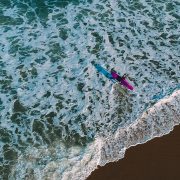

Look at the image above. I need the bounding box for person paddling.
[111,69,127,82]
[111,69,134,91]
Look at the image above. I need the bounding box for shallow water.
[0,0,179,179]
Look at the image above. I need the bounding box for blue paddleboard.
[94,64,116,83]
[94,64,127,94]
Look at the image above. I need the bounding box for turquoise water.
[0,0,179,179]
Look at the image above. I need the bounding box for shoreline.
[87,124,180,180]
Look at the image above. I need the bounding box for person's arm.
[122,73,128,78]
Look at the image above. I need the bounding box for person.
[111,69,127,82]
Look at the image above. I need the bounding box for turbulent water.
[0,0,179,179]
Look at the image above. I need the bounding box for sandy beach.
[87,125,180,180]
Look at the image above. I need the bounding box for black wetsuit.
[111,70,125,82]
[116,75,124,82]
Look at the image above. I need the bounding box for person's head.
[111,69,116,73]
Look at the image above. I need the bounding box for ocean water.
[0,0,179,179]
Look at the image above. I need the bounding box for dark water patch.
[33,0,49,24]
[57,65,64,71]
[160,32,168,39]
[166,2,175,11]
[56,100,64,111]
[51,0,80,8]
[59,28,69,40]
[3,144,18,161]
[25,11,37,24]
[43,91,51,98]
[13,100,26,113]
[129,1,146,10]
[170,12,180,20]
[14,2,28,15]
[45,111,57,124]
[53,127,63,138]
[0,74,12,92]
[69,77,76,81]
[74,114,86,123]
[77,82,85,92]
[10,113,24,125]
[53,93,64,100]
[0,98,4,111]
[32,120,46,138]
[168,34,179,40]
[0,0,11,7]
[0,16,23,25]
[62,128,93,147]
[35,56,47,64]
[0,128,12,143]
[46,43,67,60]
[0,144,18,179]
[107,32,115,46]
[0,164,13,180]
[19,69,28,80]
[169,39,179,46]
[30,66,38,78]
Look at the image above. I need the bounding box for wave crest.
[70,90,180,180]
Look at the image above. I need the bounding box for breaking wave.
[10,90,180,180]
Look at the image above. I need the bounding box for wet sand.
[87,125,180,180]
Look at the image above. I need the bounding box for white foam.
[0,0,180,179]
[67,90,180,180]
[10,90,180,180]
[98,90,180,166]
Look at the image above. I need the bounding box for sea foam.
[10,90,180,180]
[66,90,180,180]
[0,0,179,179]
